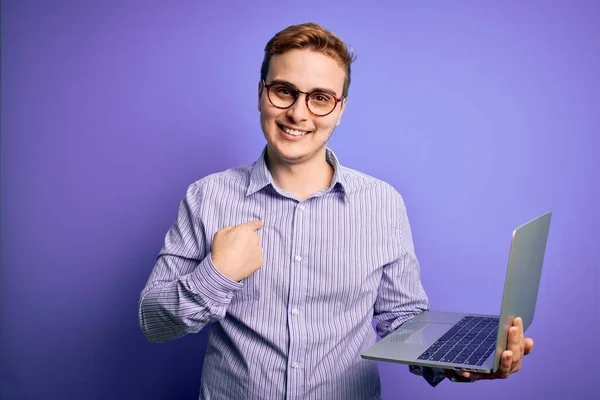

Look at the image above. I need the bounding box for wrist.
[187,254,243,303]
[445,370,476,383]
[210,256,239,282]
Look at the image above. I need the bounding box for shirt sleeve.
[373,192,447,387]
[137,182,243,343]
[373,193,429,337]
[408,365,447,387]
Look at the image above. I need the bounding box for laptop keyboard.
[417,316,498,366]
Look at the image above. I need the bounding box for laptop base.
[361,311,497,374]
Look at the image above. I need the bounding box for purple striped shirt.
[138,147,443,399]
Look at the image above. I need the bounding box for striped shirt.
[138,147,445,399]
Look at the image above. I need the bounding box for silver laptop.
[361,212,552,374]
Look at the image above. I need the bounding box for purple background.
[1,1,598,399]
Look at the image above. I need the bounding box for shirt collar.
[246,146,348,199]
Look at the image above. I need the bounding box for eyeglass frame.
[261,79,346,117]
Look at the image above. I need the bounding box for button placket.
[286,201,308,398]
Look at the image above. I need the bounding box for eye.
[311,93,334,103]
[272,84,296,97]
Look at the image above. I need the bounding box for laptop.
[361,212,552,374]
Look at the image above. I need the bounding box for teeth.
[282,126,309,136]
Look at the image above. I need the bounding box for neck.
[266,147,334,201]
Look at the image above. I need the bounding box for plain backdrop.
[1,1,598,399]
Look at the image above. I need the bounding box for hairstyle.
[260,23,357,97]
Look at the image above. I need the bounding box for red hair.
[260,23,357,97]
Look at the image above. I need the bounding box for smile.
[278,123,312,137]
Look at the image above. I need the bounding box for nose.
[286,94,310,122]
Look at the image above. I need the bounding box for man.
[138,22,534,399]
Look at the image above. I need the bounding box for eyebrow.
[268,79,339,98]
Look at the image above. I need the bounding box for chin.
[271,145,309,163]
[263,125,329,164]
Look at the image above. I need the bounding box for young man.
[138,23,534,399]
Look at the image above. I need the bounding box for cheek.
[314,118,338,134]
[261,104,280,122]
[260,110,283,136]
[259,108,274,125]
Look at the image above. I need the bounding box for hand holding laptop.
[361,213,551,382]
[445,316,534,382]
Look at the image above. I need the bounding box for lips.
[277,123,312,137]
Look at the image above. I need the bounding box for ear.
[257,81,264,112]
[336,97,348,126]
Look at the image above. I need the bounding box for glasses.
[262,80,344,117]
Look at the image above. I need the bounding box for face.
[258,49,347,166]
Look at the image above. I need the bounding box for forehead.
[267,49,345,95]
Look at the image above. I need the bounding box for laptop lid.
[492,212,552,371]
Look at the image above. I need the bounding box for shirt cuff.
[409,365,447,387]
[186,253,243,305]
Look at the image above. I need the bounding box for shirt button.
[299,205,305,211]
[292,308,299,315]
[295,255,302,262]
[292,362,299,368]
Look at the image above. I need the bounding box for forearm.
[373,198,430,338]
[373,250,430,338]
[138,254,242,342]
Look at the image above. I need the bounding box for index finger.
[238,220,264,231]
